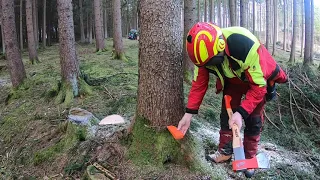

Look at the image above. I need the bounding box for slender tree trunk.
[211,0,214,22]
[272,0,277,55]
[253,0,255,34]
[113,0,126,60]
[198,0,200,21]
[94,0,105,51]
[310,0,314,63]
[33,0,38,48]
[104,8,108,38]
[240,0,247,28]
[217,0,221,25]
[300,0,304,57]
[1,27,4,54]
[183,0,197,83]
[204,0,207,22]
[89,13,93,44]
[303,0,311,64]
[42,0,46,48]
[47,5,51,46]
[1,0,26,87]
[86,11,89,42]
[209,0,212,22]
[266,0,270,50]
[26,0,39,63]
[20,0,24,50]
[79,0,85,43]
[289,0,298,63]
[283,0,286,50]
[56,0,91,105]
[259,2,262,38]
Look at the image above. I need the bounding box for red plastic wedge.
[167,125,184,140]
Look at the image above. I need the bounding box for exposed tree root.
[112,50,128,61]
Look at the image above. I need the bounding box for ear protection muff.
[216,35,226,52]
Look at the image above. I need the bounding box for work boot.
[244,169,255,178]
[207,150,232,163]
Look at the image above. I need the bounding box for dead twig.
[103,86,115,99]
[277,99,286,128]
[292,93,311,127]
[263,110,280,130]
[290,79,320,114]
[289,75,299,133]
[280,102,320,117]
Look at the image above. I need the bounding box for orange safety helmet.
[186,22,225,67]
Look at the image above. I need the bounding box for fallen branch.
[289,75,299,133]
[263,110,280,131]
[280,102,320,117]
[289,79,320,114]
[292,93,311,127]
[103,86,115,99]
[93,162,117,180]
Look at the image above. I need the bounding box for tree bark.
[300,0,304,57]
[211,0,214,22]
[42,0,46,48]
[112,0,126,60]
[204,0,207,22]
[131,0,185,165]
[266,0,270,50]
[217,0,221,25]
[33,0,38,48]
[240,0,247,28]
[56,0,91,106]
[1,0,26,88]
[253,0,255,34]
[26,0,39,64]
[272,0,277,55]
[20,0,23,50]
[94,0,105,51]
[283,0,286,50]
[289,0,297,63]
[79,0,85,43]
[183,0,197,83]
[310,0,314,63]
[303,0,311,64]
[104,8,108,38]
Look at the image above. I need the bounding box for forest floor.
[0,39,320,180]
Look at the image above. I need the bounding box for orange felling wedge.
[167,125,184,140]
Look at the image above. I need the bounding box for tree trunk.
[272,0,277,55]
[211,0,214,22]
[303,0,311,64]
[56,0,91,106]
[89,13,93,44]
[217,0,221,25]
[26,0,39,64]
[94,0,105,51]
[240,0,247,28]
[131,0,185,166]
[259,1,262,38]
[209,0,212,22]
[283,0,286,50]
[266,0,270,50]
[204,0,207,22]
[42,0,46,48]
[20,0,23,50]
[112,0,126,60]
[289,0,297,63]
[1,0,26,88]
[198,0,200,21]
[33,0,38,48]
[252,0,255,34]
[79,0,85,43]
[104,8,108,38]
[310,0,314,63]
[300,0,304,57]
[183,0,197,83]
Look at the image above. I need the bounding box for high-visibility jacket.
[186,27,287,119]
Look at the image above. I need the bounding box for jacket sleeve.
[236,52,267,119]
[186,66,209,114]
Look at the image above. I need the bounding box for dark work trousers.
[218,79,265,159]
